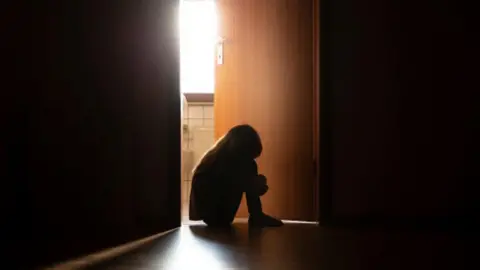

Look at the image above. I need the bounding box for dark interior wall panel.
[322,0,476,220]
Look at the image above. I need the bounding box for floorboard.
[87,222,471,269]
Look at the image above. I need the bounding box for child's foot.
[249,214,284,227]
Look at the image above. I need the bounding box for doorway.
[179,0,218,221]
[179,0,319,223]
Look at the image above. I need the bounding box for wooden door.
[214,0,316,221]
[4,0,181,266]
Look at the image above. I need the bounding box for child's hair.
[193,124,262,175]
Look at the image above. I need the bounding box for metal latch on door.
[216,37,226,65]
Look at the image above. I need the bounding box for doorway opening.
[179,0,218,222]
[178,0,320,224]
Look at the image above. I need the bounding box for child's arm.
[251,160,269,196]
[256,174,269,196]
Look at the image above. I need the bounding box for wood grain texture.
[214,0,316,220]
[4,0,181,267]
[87,223,470,270]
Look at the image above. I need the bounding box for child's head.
[224,124,263,159]
[193,124,262,174]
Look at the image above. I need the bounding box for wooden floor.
[87,222,470,270]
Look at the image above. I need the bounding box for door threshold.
[181,217,318,226]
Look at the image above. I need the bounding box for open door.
[214,0,316,221]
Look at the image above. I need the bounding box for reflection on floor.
[86,222,469,270]
[181,202,189,222]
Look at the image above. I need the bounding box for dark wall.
[3,0,180,267]
[321,0,477,222]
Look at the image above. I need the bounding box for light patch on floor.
[41,229,177,270]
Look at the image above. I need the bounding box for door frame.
[313,0,322,223]
[318,0,334,224]
[181,0,324,223]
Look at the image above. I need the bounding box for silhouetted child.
[189,124,284,227]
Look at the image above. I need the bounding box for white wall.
[182,102,215,216]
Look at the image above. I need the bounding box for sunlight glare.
[179,0,217,94]
[160,227,225,270]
